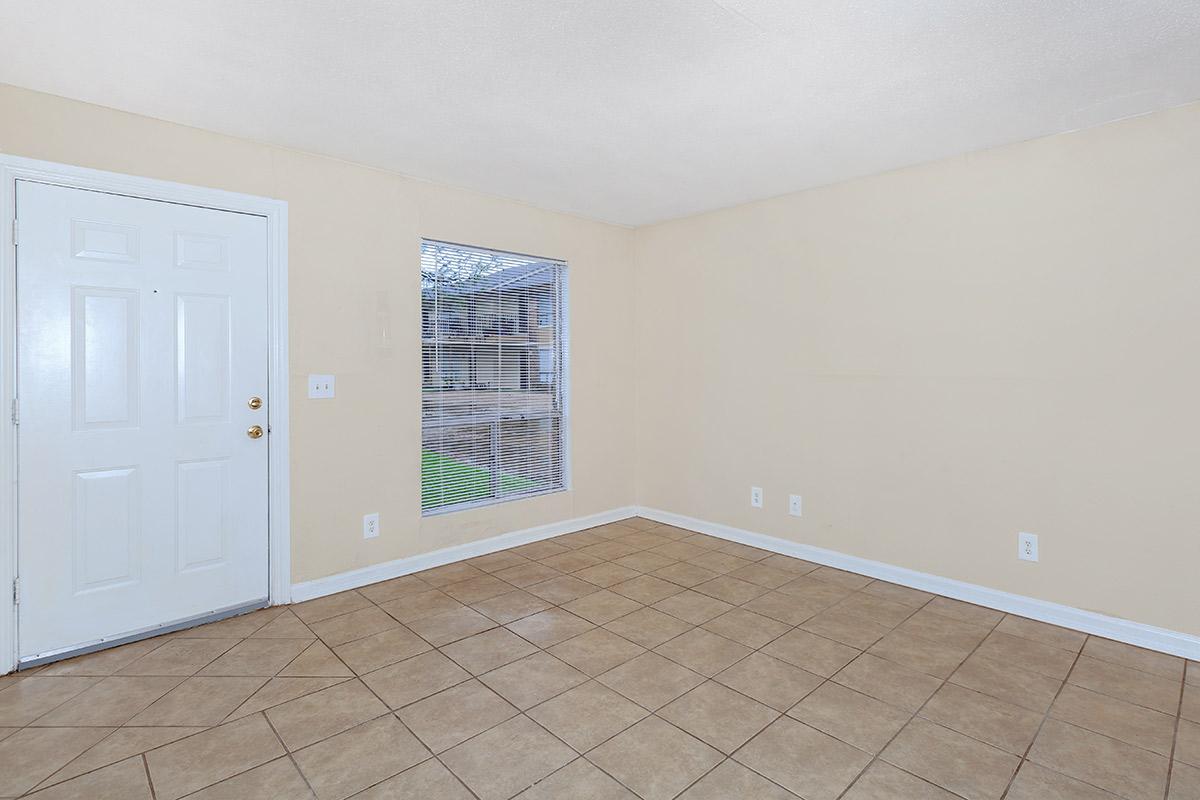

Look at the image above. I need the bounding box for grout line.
[1162,668,1187,800]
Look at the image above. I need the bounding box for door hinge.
[11,218,16,247]
[11,578,17,605]
[10,398,17,426]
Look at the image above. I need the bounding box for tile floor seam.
[142,752,158,800]
[1161,669,1188,800]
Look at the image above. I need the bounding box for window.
[421,239,567,514]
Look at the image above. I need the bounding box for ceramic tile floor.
[0,517,1196,799]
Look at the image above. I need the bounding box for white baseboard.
[290,506,638,603]
[636,506,1200,661]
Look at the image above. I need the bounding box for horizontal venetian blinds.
[421,239,568,514]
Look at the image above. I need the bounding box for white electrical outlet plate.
[308,374,335,399]
[1018,532,1038,562]
[789,494,802,516]
[363,513,380,539]
[750,487,763,508]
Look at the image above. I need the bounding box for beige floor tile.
[842,761,959,799]
[920,682,1042,754]
[417,562,489,588]
[603,607,692,649]
[198,638,312,676]
[356,574,432,604]
[1006,761,1124,800]
[677,758,797,799]
[554,530,607,549]
[226,677,348,720]
[441,574,515,605]
[833,592,916,628]
[471,590,552,624]
[466,550,530,573]
[398,679,518,753]
[975,631,1077,680]
[1182,684,1199,723]
[715,651,822,711]
[528,680,647,752]
[36,640,164,677]
[548,628,646,676]
[773,575,855,608]
[515,757,637,799]
[24,756,152,800]
[128,676,266,726]
[652,590,734,625]
[0,676,100,726]
[1178,720,1200,768]
[172,608,286,640]
[808,566,874,590]
[291,591,373,624]
[442,715,575,800]
[897,609,991,651]
[479,651,587,710]
[574,562,642,588]
[278,641,354,678]
[145,714,285,800]
[761,628,860,677]
[686,550,752,575]
[654,627,752,676]
[598,651,705,710]
[860,580,934,608]
[726,562,795,589]
[834,654,942,713]
[184,756,315,799]
[117,639,240,676]
[741,590,824,626]
[1082,637,1185,680]
[331,626,431,675]
[1028,718,1169,800]
[506,608,595,647]
[649,541,710,562]
[527,575,600,605]
[692,575,768,605]
[734,716,871,800]
[408,607,497,647]
[995,615,1087,652]
[715,541,773,561]
[1068,655,1180,714]
[37,727,203,788]
[950,653,1062,713]
[361,650,470,709]
[702,608,790,649]
[788,681,911,754]
[309,607,400,648]
[510,541,571,561]
[294,714,428,800]
[615,551,679,575]
[758,554,819,575]
[494,562,562,589]
[353,757,475,800]
[800,608,893,649]
[539,551,604,574]
[588,716,722,800]
[249,611,316,639]
[266,679,388,750]
[924,597,1004,627]
[1170,761,1200,800]
[0,726,111,797]
[580,541,644,561]
[1050,683,1177,755]
[651,561,721,588]
[563,590,643,625]
[1188,661,1200,685]
[882,718,1019,800]
[441,628,538,674]
[867,629,972,678]
[659,680,779,753]
[610,574,686,604]
[33,676,183,726]
[378,589,463,624]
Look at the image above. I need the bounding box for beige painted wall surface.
[635,103,1200,636]
[0,83,637,583]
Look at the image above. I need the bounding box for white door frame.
[0,153,290,674]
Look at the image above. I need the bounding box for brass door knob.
[247,425,264,439]
[248,396,263,410]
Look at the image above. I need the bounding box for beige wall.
[635,102,1200,636]
[0,83,638,583]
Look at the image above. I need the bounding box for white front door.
[16,180,270,662]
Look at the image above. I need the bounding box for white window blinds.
[421,239,568,514]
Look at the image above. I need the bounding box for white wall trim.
[0,152,290,674]
[635,506,1200,660]
[291,506,637,602]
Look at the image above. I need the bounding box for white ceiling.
[2,1,1199,225]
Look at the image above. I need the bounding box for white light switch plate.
[308,374,335,399]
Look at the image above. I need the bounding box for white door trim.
[0,153,290,674]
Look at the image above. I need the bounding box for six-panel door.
[16,180,270,661]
